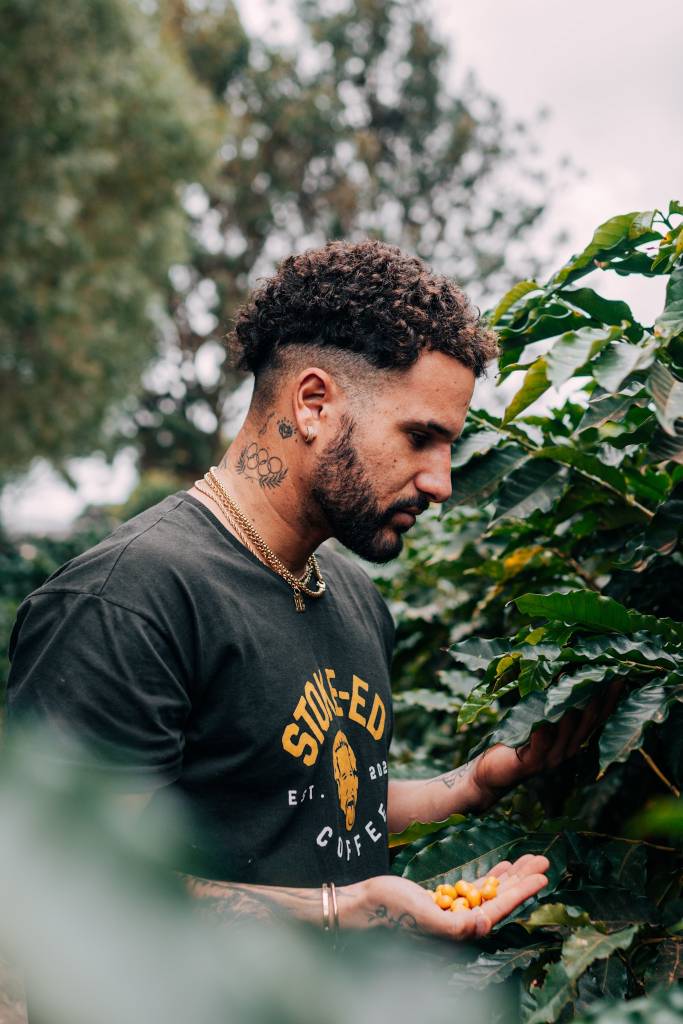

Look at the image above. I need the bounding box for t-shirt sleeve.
[6,590,192,787]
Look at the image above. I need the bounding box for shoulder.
[27,492,222,613]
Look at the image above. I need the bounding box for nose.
[414,448,453,505]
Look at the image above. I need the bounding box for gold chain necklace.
[202,469,326,612]
[194,481,314,588]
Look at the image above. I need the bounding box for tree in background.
[130,0,556,480]
[0,0,218,479]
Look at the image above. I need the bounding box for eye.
[408,431,429,449]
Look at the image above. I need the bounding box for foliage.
[130,0,557,478]
[0,0,218,478]
[376,203,683,1019]
[0,728,508,1024]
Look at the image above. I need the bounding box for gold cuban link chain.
[195,480,315,589]
[202,468,326,612]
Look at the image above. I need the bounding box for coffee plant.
[378,203,683,1020]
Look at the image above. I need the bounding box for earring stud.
[305,426,316,443]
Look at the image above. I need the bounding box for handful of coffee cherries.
[428,875,499,912]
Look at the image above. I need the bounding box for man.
[7,240,606,941]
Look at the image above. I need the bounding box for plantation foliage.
[377,204,683,1017]
[1,208,681,1021]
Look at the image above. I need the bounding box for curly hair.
[229,239,498,387]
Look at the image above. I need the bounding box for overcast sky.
[4,0,682,535]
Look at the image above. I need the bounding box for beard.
[310,414,428,563]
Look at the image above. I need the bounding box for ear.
[293,367,339,443]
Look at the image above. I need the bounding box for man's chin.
[350,528,404,564]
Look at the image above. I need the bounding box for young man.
[7,241,605,941]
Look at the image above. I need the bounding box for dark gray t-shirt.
[7,492,395,887]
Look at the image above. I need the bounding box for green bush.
[378,204,683,1016]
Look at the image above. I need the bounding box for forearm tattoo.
[425,761,473,791]
[180,874,320,924]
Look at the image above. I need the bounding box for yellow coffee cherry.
[435,893,454,910]
[480,879,499,902]
[451,897,470,912]
[454,880,470,898]
[465,885,482,908]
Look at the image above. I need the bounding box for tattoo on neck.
[258,412,275,437]
[368,905,423,935]
[277,417,295,439]
[236,441,288,489]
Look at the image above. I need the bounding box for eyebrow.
[402,419,462,443]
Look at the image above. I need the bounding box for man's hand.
[341,854,549,940]
[472,679,623,803]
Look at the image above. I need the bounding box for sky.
[3,0,682,535]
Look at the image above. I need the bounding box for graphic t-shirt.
[7,492,395,887]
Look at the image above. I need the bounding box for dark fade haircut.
[228,239,499,407]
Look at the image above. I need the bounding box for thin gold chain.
[194,481,314,586]
[202,469,326,609]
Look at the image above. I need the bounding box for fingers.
[474,860,512,887]
[424,861,549,941]
[546,709,582,768]
[496,854,549,883]
[477,872,548,932]
[568,679,624,756]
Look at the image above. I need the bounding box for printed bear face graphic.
[332,730,358,830]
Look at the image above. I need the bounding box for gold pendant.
[293,589,305,612]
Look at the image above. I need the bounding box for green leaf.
[536,446,628,494]
[526,926,638,1024]
[598,680,682,775]
[543,669,613,719]
[457,678,518,727]
[592,339,657,392]
[449,637,515,672]
[513,591,683,642]
[392,688,461,713]
[518,902,593,932]
[551,885,661,930]
[566,632,680,669]
[493,460,566,522]
[577,383,645,431]
[546,326,619,388]
[669,200,683,216]
[472,691,548,752]
[646,423,683,464]
[648,361,683,435]
[556,211,656,283]
[388,812,466,849]
[563,925,638,980]
[451,429,501,469]
[490,280,542,326]
[571,986,683,1024]
[641,937,683,991]
[654,267,683,340]
[627,797,683,840]
[448,444,528,508]
[401,822,568,892]
[448,944,555,991]
[575,956,628,1014]
[560,288,634,327]
[503,358,551,423]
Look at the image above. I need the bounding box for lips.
[392,511,416,528]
